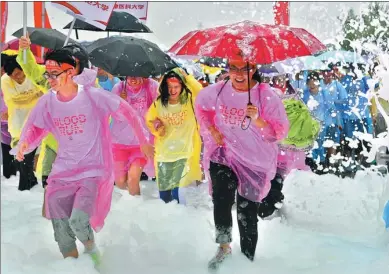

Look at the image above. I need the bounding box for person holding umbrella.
[111,76,159,195]
[145,68,203,204]
[13,47,153,268]
[1,54,43,191]
[195,53,289,267]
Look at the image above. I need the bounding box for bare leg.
[115,176,128,190]
[127,160,143,196]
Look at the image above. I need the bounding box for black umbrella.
[12,27,79,50]
[63,12,152,35]
[86,36,177,77]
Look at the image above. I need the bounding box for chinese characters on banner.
[51,1,116,30]
[114,2,148,21]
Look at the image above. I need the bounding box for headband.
[167,77,181,84]
[45,60,75,71]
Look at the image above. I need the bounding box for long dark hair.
[158,71,193,108]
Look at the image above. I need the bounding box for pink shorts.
[112,145,147,180]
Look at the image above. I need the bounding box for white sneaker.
[208,246,232,270]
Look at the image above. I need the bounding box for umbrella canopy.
[316,50,368,65]
[63,12,152,33]
[272,55,328,74]
[86,36,177,77]
[1,38,44,63]
[12,27,79,50]
[168,20,326,64]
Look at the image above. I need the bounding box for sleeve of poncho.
[145,102,160,137]
[194,85,218,130]
[16,48,48,92]
[111,81,123,97]
[334,82,348,110]
[11,96,49,155]
[184,74,203,99]
[94,89,149,146]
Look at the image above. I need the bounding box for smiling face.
[228,60,256,91]
[44,60,76,92]
[126,77,144,91]
[167,77,182,102]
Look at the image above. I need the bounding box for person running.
[1,54,43,190]
[146,68,203,204]
[195,55,289,267]
[17,34,100,189]
[110,76,159,195]
[13,48,153,268]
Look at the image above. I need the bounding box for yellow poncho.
[146,70,203,189]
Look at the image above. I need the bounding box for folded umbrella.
[86,36,177,77]
[63,11,152,34]
[12,27,78,50]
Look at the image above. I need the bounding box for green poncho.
[281,98,321,149]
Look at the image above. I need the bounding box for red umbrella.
[169,20,326,64]
[1,39,45,64]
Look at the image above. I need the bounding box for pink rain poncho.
[11,79,148,232]
[110,79,159,178]
[277,148,310,179]
[195,81,289,202]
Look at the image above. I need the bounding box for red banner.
[34,2,52,57]
[273,1,290,26]
[1,1,8,43]
[34,2,53,29]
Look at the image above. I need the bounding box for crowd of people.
[1,34,388,271]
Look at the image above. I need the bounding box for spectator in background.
[96,67,120,92]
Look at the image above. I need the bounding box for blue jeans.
[159,188,179,203]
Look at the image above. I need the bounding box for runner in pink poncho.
[13,48,153,267]
[111,77,159,195]
[195,58,289,267]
